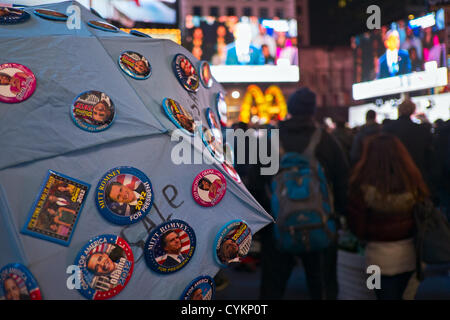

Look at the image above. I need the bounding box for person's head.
[217,25,226,37]
[176,113,193,132]
[287,87,316,118]
[0,73,11,85]
[133,60,148,75]
[87,252,115,275]
[92,100,112,123]
[384,29,400,51]
[161,230,182,255]
[180,59,193,77]
[48,195,57,203]
[191,288,203,300]
[4,277,21,300]
[398,99,416,117]
[106,181,136,204]
[350,133,429,199]
[198,177,212,191]
[219,238,239,262]
[261,44,270,57]
[366,109,377,123]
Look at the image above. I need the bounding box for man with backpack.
[259,87,349,300]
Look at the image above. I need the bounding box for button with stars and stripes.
[144,219,196,274]
[75,234,134,300]
[95,166,154,225]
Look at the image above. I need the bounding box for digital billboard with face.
[182,16,299,83]
[352,9,447,100]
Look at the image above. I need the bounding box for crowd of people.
[224,87,450,300]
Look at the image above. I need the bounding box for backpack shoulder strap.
[303,127,322,158]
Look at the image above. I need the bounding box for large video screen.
[8,0,179,26]
[182,16,299,83]
[352,9,447,99]
[80,0,178,27]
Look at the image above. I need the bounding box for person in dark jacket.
[383,99,434,194]
[259,87,349,300]
[431,119,450,220]
[350,110,381,165]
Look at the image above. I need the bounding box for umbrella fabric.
[0,1,273,299]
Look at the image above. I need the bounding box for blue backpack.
[271,128,337,254]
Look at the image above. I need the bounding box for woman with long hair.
[347,133,429,300]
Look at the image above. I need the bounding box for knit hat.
[287,87,316,116]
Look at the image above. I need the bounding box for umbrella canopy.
[0,1,273,299]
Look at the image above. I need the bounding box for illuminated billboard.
[182,16,299,83]
[352,9,447,100]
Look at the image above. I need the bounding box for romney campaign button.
[144,219,196,274]
[96,166,154,225]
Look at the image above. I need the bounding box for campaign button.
[0,63,36,103]
[75,234,134,300]
[144,219,196,274]
[0,263,42,300]
[213,220,252,267]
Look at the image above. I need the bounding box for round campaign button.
[130,29,151,38]
[87,20,119,33]
[172,53,199,93]
[144,219,196,274]
[192,169,226,207]
[0,63,36,103]
[118,51,151,80]
[0,263,41,300]
[162,97,197,136]
[180,276,215,300]
[0,7,30,25]
[75,234,134,300]
[216,92,227,127]
[33,8,68,21]
[223,142,234,164]
[95,166,154,225]
[71,90,115,132]
[222,160,241,184]
[200,125,224,163]
[199,61,213,88]
[214,220,252,267]
[205,107,223,143]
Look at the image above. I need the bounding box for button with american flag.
[180,275,215,300]
[172,53,199,93]
[75,234,134,300]
[144,219,196,274]
[214,220,252,267]
[95,166,154,225]
[0,263,42,300]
